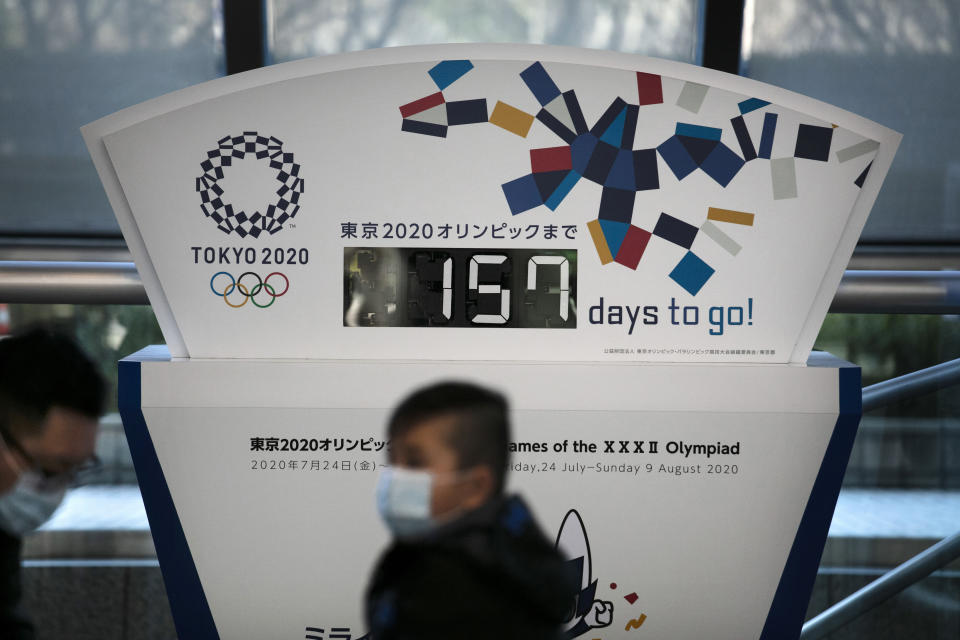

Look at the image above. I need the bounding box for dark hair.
[0,328,106,435]
[388,381,510,494]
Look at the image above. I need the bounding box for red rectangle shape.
[530,146,573,173]
[399,92,445,118]
[615,225,652,269]
[636,72,663,106]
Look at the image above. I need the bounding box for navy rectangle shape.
[401,119,448,138]
[633,148,659,191]
[536,109,576,144]
[563,90,588,134]
[621,104,639,149]
[583,140,619,184]
[446,99,488,125]
[653,212,698,249]
[731,115,757,161]
[758,113,777,159]
[598,187,635,223]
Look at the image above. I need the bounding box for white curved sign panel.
[84,45,899,362]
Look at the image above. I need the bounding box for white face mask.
[376,467,436,539]
[0,470,67,537]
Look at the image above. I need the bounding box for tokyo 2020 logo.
[195,132,304,238]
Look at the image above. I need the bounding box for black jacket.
[365,495,576,640]
[0,528,33,640]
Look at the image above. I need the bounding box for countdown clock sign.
[84,44,899,362]
[343,247,575,328]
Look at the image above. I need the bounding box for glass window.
[269,0,701,63]
[0,0,224,236]
[746,0,960,241]
[816,313,960,490]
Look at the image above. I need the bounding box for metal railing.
[1,260,960,313]
[862,357,960,412]
[0,261,148,305]
[832,270,960,314]
[800,357,960,639]
[801,530,960,639]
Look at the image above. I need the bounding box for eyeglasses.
[0,424,101,484]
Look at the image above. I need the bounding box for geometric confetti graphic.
[195,132,304,238]
[398,60,876,296]
[625,614,648,631]
[670,251,716,296]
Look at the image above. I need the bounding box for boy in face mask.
[0,328,106,639]
[366,382,576,640]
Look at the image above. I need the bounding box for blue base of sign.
[119,347,220,640]
[760,354,862,639]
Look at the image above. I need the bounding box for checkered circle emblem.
[195,132,304,238]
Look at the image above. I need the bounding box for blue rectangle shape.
[738,97,770,114]
[657,135,697,180]
[570,134,598,175]
[446,99,488,125]
[758,112,778,159]
[669,251,714,296]
[545,171,581,210]
[675,123,722,141]
[520,61,561,106]
[599,220,630,257]
[502,174,544,215]
[731,115,757,162]
[604,149,635,191]
[700,143,746,187]
[428,60,473,90]
[653,212,698,249]
[599,108,627,147]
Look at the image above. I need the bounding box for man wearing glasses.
[0,328,105,639]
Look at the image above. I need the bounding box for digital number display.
[344,247,576,328]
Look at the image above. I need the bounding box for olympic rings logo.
[210,272,290,308]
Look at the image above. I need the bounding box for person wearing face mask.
[0,328,106,639]
[366,382,577,640]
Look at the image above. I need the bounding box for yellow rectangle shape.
[707,207,755,226]
[489,100,535,137]
[586,219,614,264]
